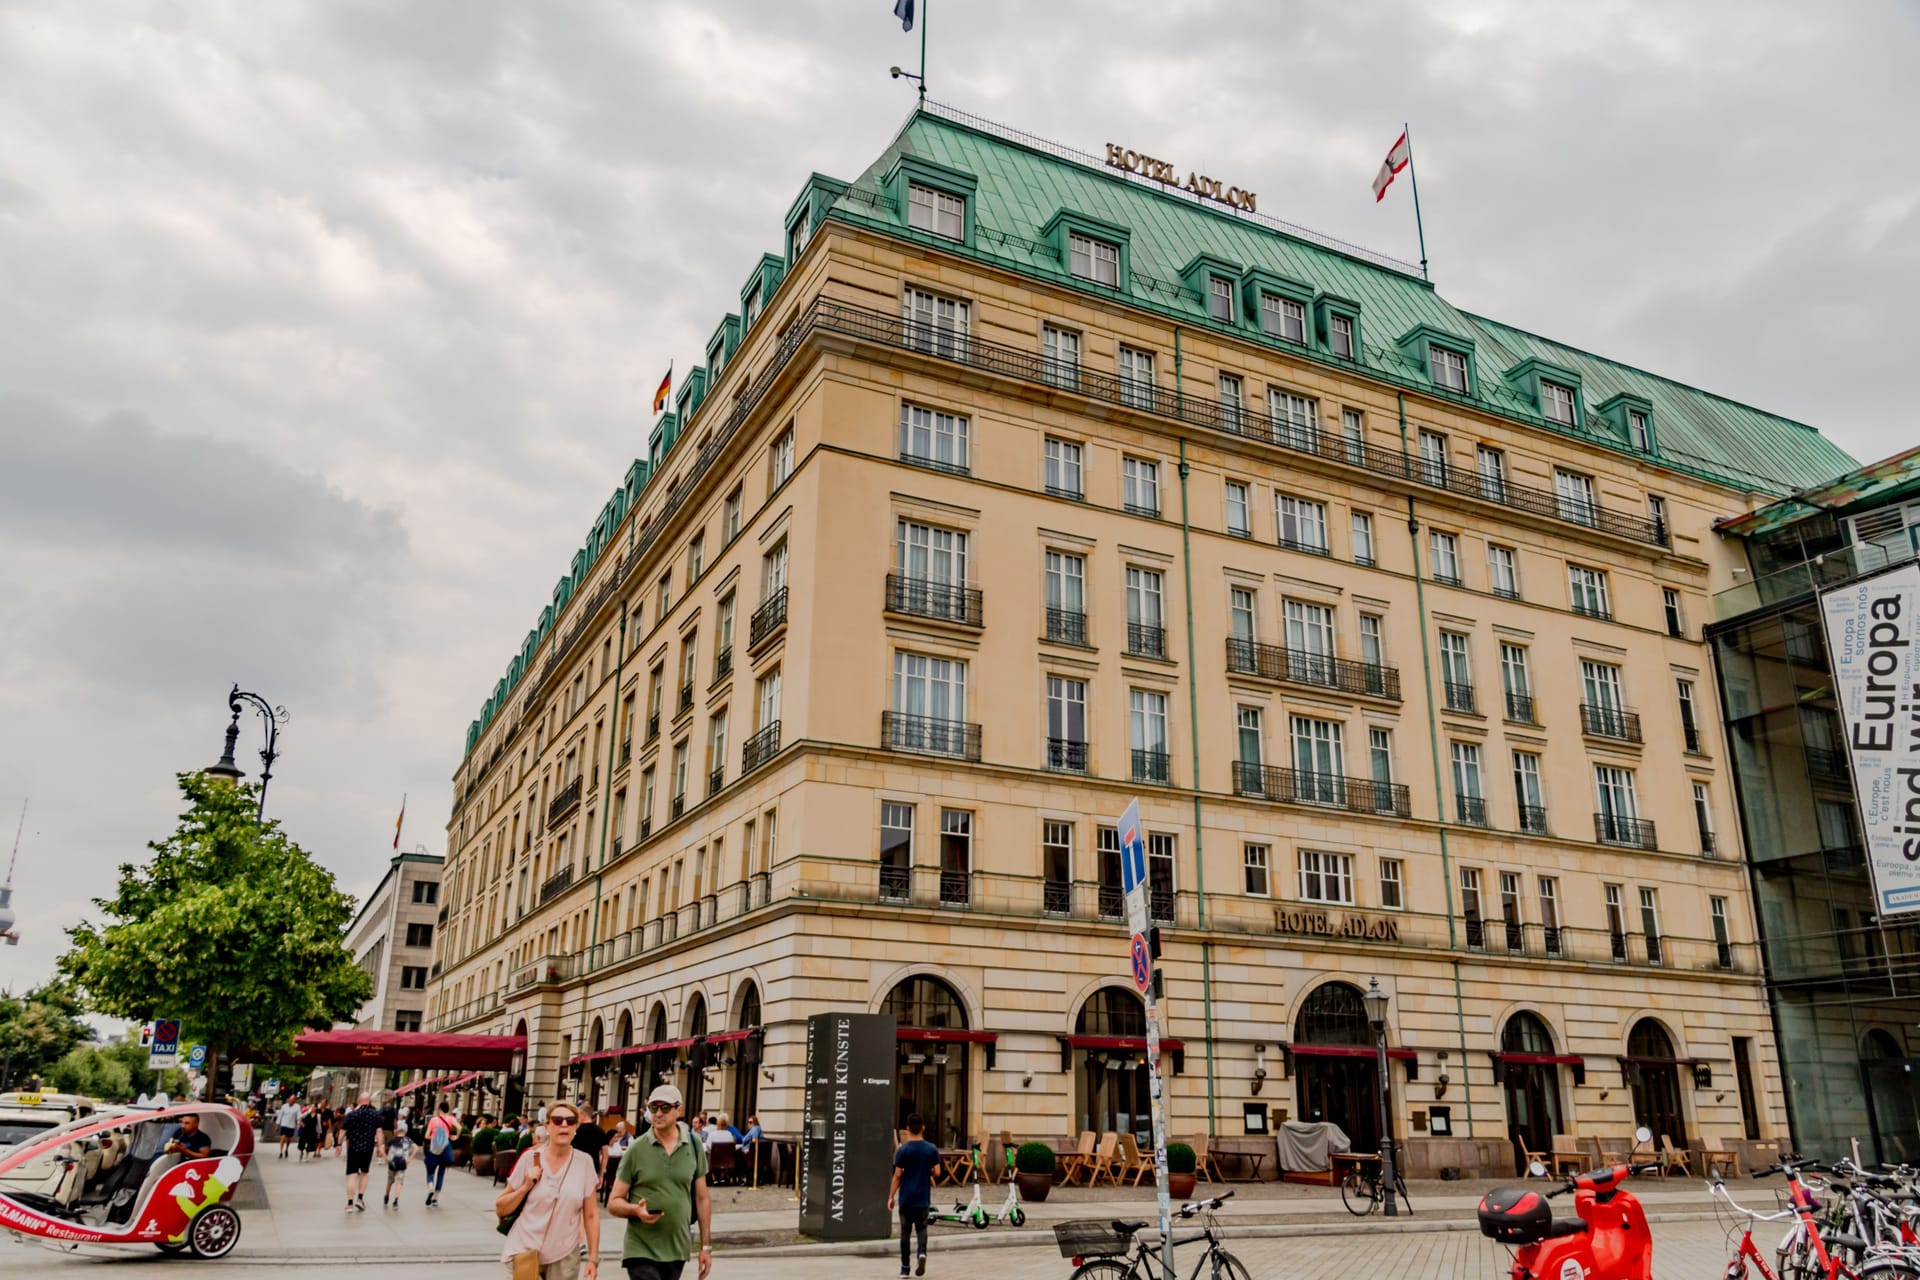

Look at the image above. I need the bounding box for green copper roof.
[828,104,1856,496]
[1717,444,1920,538]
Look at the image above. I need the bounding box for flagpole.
[919,0,927,100]
[1404,121,1429,281]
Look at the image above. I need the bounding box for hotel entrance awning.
[240,1030,525,1071]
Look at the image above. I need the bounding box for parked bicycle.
[1710,1157,1920,1280]
[1052,1192,1248,1279]
[1341,1156,1412,1217]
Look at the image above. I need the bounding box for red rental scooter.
[1477,1126,1665,1280]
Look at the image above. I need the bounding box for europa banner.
[1820,561,1920,915]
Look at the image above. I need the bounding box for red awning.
[897,1028,998,1044]
[1495,1053,1585,1066]
[394,1078,431,1096]
[705,1027,762,1045]
[1290,1044,1416,1061]
[441,1071,482,1089]
[1619,1055,1698,1067]
[240,1029,525,1070]
[614,1037,695,1058]
[1063,1034,1186,1053]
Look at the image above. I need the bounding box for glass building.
[1709,448,1920,1161]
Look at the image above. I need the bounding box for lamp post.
[203,684,287,820]
[1363,976,1398,1217]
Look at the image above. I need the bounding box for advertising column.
[799,1011,897,1239]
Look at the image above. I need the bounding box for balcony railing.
[713,647,733,681]
[1806,746,1850,782]
[1444,682,1477,714]
[1456,795,1488,826]
[1504,691,1536,724]
[901,449,970,476]
[619,738,632,768]
[1043,879,1072,916]
[1700,829,1719,858]
[939,869,971,908]
[1231,760,1412,818]
[749,588,788,647]
[1226,638,1400,700]
[1276,534,1332,558]
[1046,607,1088,646]
[510,953,574,991]
[1044,483,1084,502]
[1518,805,1549,835]
[879,863,911,902]
[1127,622,1167,659]
[1580,703,1642,743]
[1123,499,1160,519]
[678,681,694,715]
[1097,885,1124,922]
[1683,723,1701,753]
[883,711,982,761]
[639,814,652,840]
[670,792,686,820]
[1572,599,1613,621]
[885,574,984,628]
[608,834,629,865]
[709,767,725,795]
[742,721,781,772]
[1595,813,1658,849]
[546,775,583,827]
[539,863,574,905]
[1132,748,1171,785]
[1048,738,1088,772]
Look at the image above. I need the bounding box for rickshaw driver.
[162,1114,213,1159]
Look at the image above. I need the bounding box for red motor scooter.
[1477,1126,1665,1280]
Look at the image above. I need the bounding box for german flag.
[653,366,672,415]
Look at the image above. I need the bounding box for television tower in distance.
[0,799,24,946]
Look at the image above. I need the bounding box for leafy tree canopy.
[0,980,93,1086]
[59,774,373,1071]
[47,1029,186,1102]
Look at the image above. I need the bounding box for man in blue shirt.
[887,1113,941,1278]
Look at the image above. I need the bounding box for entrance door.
[1627,1019,1686,1148]
[1500,1013,1564,1174]
[1075,988,1152,1143]
[1293,983,1380,1152]
[883,976,970,1149]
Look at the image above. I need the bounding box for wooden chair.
[1118,1133,1152,1185]
[1701,1134,1739,1178]
[1660,1134,1693,1178]
[1058,1131,1095,1185]
[1189,1133,1226,1184]
[1520,1134,1551,1174]
[1081,1132,1120,1186]
[1591,1136,1629,1169]
[1550,1134,1588,1175]
[708,1142,736,1186]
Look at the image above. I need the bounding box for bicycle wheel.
[1341,1169,1380,1216]
[1068,1260,1137,1280]
[1209,1249,1254,1280]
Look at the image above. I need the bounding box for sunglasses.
[547,1116,578,1126]
[646,1102,678,1114]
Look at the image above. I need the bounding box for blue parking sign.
[1117,800,1146,893]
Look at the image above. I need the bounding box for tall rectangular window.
[1605,884,1627,957]
[1487,544,1519,598]
[1379,857,1404,909]
[1693,781,1716,853]
[1042,324,1080,390]
[1147,832,1175,922]
[1663,588,1685,637]
[1243,843,1271,897]
[1429,531,1461,584]
[902,286,970,358]
[1341,408,1365,465]
[1451,741,1485,824]
[1330,313,1354,359]
[1229,586,1257,642]
[1123,457,1160,515]
[1208,275,1233,321]
[1630,410,1652,451]
[1476,445,1508,502]
[1235,705,1263,767]
[1581,660,1624,711]
[1291,715,1345,801]
[1538,876,1562,954]
[879,802,913,901]
[896,520,968,587]
[1712,897,1733,969]
[1568,564,1611,618]
[1225,480,1251,537]
[1639,887,1662,964]
[1351,511,1375,566]
[1129,689,1169,755]
[1218,373,1244,432]
[756,667,781,729]
[1648,494,1669,540]
[1513,751,1545,833]
[707,710,728,790]
[1046,675,1087,771]
[1283,599,1335,665]
[1125,566,1164,636]
[1068,233,1119,286]
[1500,872,1524,943]
[723,486,743,543]
[1275,494,1328,553]
[893,651,967,722]
[761,540,788,599]
[1541,380,1576,426]
[1298,850,1354,904]
[1045,550,1086,617]
[687,532,705,584]
[1269,389,1319,449]
[770,426,795,487]
[1554,468,1599,526]
[1117,346,1154,408]
[1261,292,1307,342]
[940,808,973,905]
[1418,429,1449,485]
[1430,346,1468,392]
[1359,614,1384,673]
[1368,727,1394,808]
[1044,437,1083,498]
[907,183,964,240]
[1440,631,1472,707]
[900,402,970,473]
[1596,765,1640,843]
[1043,821,1073,914]
[1460,866,1484,938]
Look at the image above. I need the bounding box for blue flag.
[894,0,914,32]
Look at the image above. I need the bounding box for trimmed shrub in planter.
[470,1127,496,1176]
[1014,1142,1057,1202]
[1166,1142,1197,1200]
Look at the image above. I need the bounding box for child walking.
[382,1124,413,1209]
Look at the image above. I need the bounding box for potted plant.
[1014,1142,1057,1202]
[1166,1142,1197,1200]
[469,1127,496,1177]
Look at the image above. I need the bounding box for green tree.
[0,981,93,1088]
[58,773,373,1090]
[46,1029,184,1102]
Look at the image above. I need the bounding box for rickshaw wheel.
[188,1204,241,1259]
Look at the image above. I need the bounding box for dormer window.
[1330,314,1354,359]
[787,212,810,264]
[1069,233,1120,286]
[1430,346,1469,392]
[743,282,763,328]
[1262,293,1306,343]
[1542,380,1576,426]
[1629,409,1651,451]
[1208,276,1233,322]
[907,183,964,241]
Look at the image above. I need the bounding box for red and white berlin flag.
[1372,131,1411,202]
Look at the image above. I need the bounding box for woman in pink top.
[496,1099,602,1279]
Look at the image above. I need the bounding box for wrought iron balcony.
[1126,622,1167,659]
[546,775,583,827]
[1047,738,1088,772]
[678,681,694,716]
[939,869,971,908]
[1456,795,1488,826]
[1151,889,1174,924]
[1444,682,1477,714]
[1518,805,1549,836]
[885,574,984,628]
[709,767,724,795]
[1225,638,1400,700]
[609,834,628,865]
[1131,748,1171,785]
[1595,813,1657,849]
[647,711,660,742]
[639,814,652,840]
[749,588,788,647]
[1431,570,1462,587]
[1231,760,1412,819]
[1276,534,1332,558]
[1043,879,1072,916]
[900,449,970,477]
[1542,924,1563,957]
[619,738,632,767]
[1096,885,1124,921]
[1580,703,1642,743]
[879,863,911,903]
[670,792,686,820]
[1123,500,1160,519]
[883,711,982,761]
[1700,829,1718,858]
[742,721,781,772]
[1683,723,1702,753]
[1044,483,1084,502]
[1806,746,1850,782]
[1572,599,1613,621]
[539,863,575,905]
[1045,607,1088,646]
[713,647,733,681]
[1504,691,1537,724]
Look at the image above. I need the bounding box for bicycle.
[1710,1162,1920,1280]
[1340,1157,1412,1217]
[1052,1192,1249,1280]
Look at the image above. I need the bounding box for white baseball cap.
[646,1084,683,1108]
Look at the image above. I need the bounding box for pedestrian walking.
[298,1104,320,1159]
[497,1099,601,1280]
[422,1100,460,1208]
[384,1124,414,1209]
[342,1091,384,1212]
[573,1105,608,1192]
[609,1084,712,1280]
[887,1113,940,1278]
[276,1096,301,1159]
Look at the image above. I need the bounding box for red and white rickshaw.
[0,1098,254,1259]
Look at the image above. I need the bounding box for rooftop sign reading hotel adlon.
[1105,143,1257,213]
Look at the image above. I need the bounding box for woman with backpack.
[423,1100,461,1208]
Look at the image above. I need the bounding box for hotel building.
[428,104,1858,1176]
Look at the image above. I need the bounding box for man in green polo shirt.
[610,1083,712,1280]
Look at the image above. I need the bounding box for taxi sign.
[12,1092,43,1106]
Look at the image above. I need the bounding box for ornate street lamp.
[1363,976,1398,1217]
[203,684,287,820]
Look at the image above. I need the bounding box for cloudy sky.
[1,1,1913,990]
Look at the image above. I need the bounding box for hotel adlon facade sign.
[1105,143,1258,213]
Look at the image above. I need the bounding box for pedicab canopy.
[236,1030,525,1071]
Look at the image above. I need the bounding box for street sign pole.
[1117,800,1174,1280]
